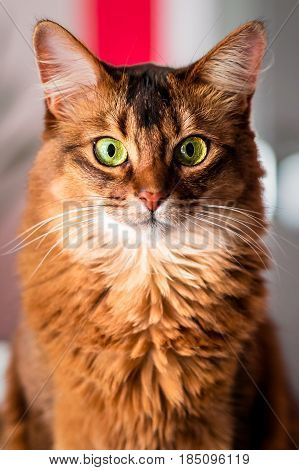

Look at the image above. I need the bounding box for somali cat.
[1,20,298,450]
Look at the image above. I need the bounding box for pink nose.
[138,191,168,211]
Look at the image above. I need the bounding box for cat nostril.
[138,191,168,211]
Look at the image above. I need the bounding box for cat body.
[2,20,298,449]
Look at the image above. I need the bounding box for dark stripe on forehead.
[159,134,169,161]
[125,66,172,129]
[117,110,127,137]
[169,107,181,137]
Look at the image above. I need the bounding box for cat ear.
[189,21,266,95]
[33,20,100,117]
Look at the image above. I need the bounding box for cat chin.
[104,216,174,247]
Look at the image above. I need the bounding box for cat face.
[32,20,266,247]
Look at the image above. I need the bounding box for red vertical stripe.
[80,0,153,65]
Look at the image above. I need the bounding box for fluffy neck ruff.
[22,217,266,448]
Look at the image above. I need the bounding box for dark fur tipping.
[1,19,298,450]
[125,65,173,128]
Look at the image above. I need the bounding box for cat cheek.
[50,178,67,200]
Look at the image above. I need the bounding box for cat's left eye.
[174,136,208,166]
[93,137,128,167]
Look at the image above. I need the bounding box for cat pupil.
[107,144,116,158]
[186,142,194,157]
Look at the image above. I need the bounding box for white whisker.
[186,213,268,270]
[2,206,104,254]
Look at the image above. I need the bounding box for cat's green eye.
[175,136,207,166]
[94,137,128,167]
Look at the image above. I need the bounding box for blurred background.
[0,0,298,401]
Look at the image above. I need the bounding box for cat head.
[32,20,266,250]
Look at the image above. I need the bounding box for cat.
[1,19,298,450]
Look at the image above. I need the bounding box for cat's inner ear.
[188,21,266,95]
[33,20,100,117]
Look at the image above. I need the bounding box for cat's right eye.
[174,136,208,166]
[93,137,128,167]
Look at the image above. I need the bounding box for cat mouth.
[103,205,174,233]
[141,212,157,226]
[129,212,171,230]
[132,213,158,227]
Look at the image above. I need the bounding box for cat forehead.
[59,61,240,149]
[93,66,234,148]
[104,62,181,130]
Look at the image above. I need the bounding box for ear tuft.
[190,21,267,95]
[33,20,99,117]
